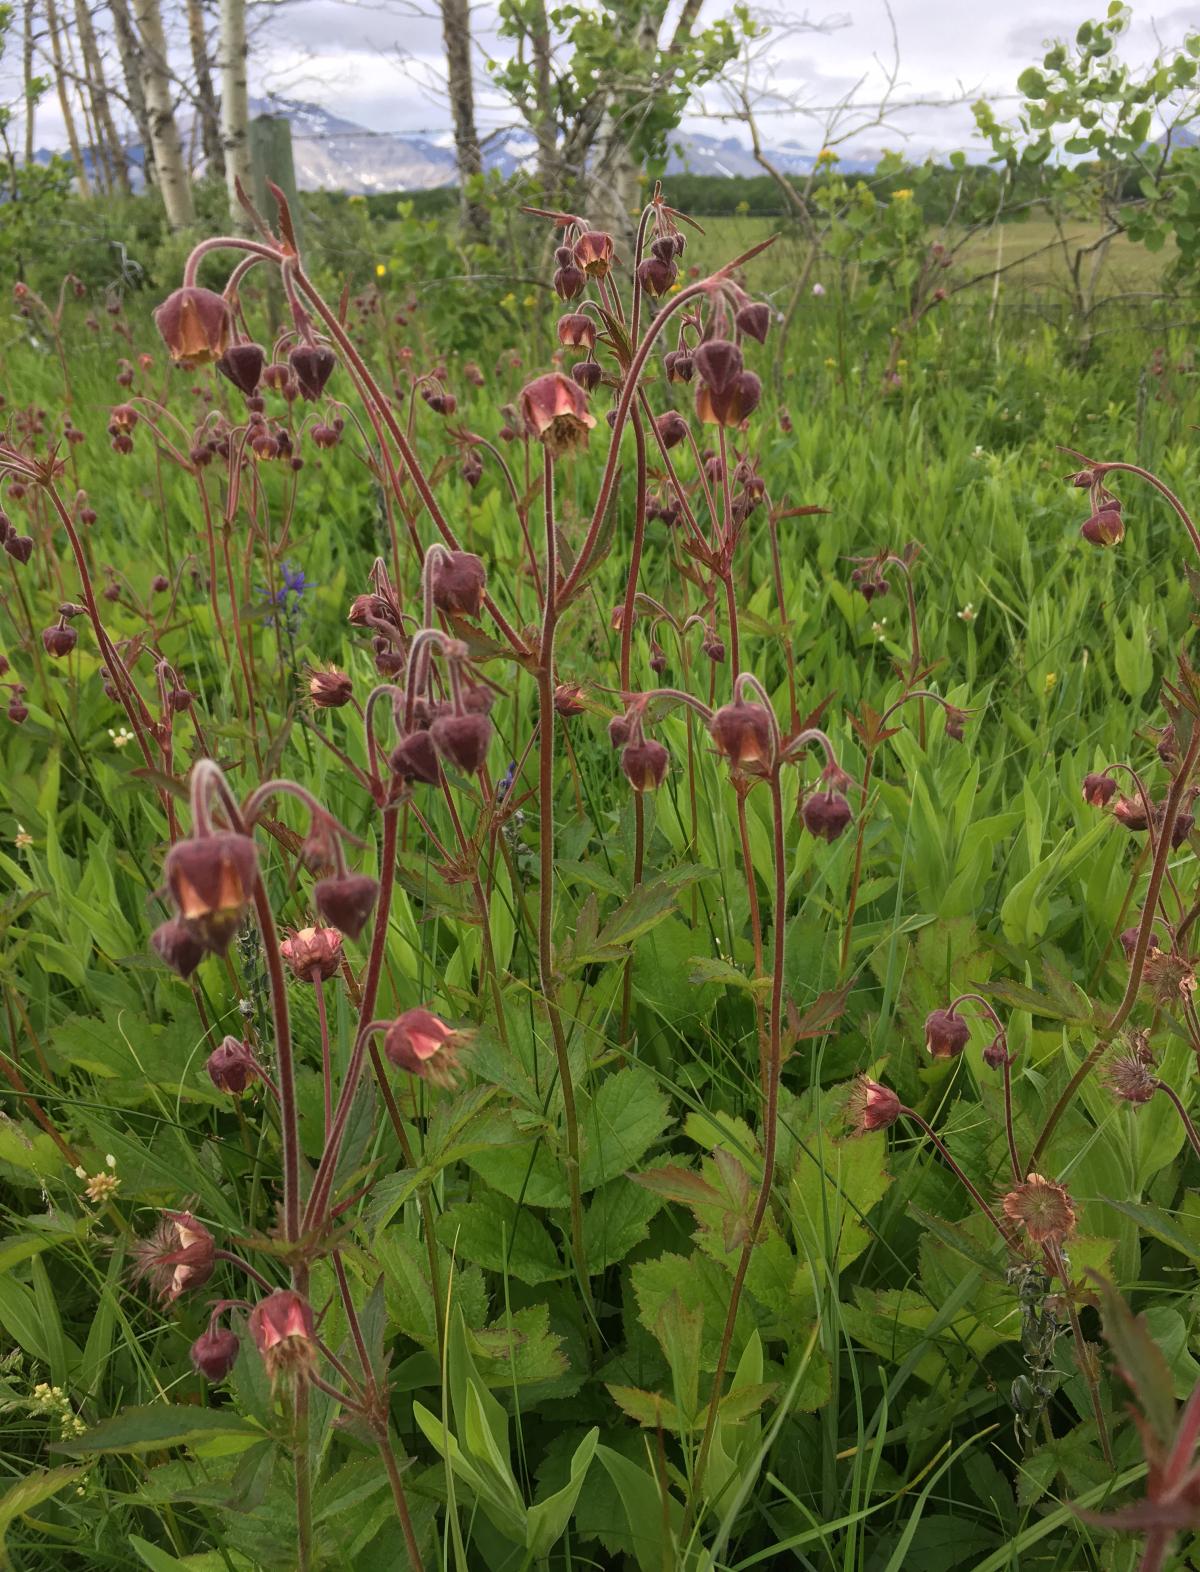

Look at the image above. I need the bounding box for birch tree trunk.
[22,0,37,166]
[132,0,195,226]
[219,0,251,220]
[438,0,488,239]
[186,0,223,174]
[43,0,92,194]
[109,0,155,184]
[75,0,131,191]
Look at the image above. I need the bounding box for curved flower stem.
[213,1249,275,1292]
[537,453,590,1304]
[900,1107,1012,1243]
[686,769,788,1530]
[1154,1080,1200,1161]
[1090,460,1200,564]
[1032,721,1200,1166]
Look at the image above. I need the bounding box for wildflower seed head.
[191,1326,239,1381]
[307,667,353,709]
[164,831,259,954]
[384,1008,466,1087]
[1102,1047,1158,1105]
[154,286,232,367]
[924,1007,970,1059]
[847,1075,901,1134]
[313,873,378,940]
[1112,795,1149,831]
[132,1211,215,1302]
[1002,1174,1076,1247]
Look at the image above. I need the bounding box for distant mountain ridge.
[35,94,874,193]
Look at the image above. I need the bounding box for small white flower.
[812,282,826,297]
[971,444,985,459]
[74,1165,87,1180]
[108,727,133,749]
[958,603,976,622]
[871,619,888,641]
[105,1153,116,1168]
[15,824,32,849]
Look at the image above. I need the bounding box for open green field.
[1,193,1199,1571]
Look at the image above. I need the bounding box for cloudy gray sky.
[9,0,1198,159]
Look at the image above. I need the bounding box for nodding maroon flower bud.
[557,313,596,350]
[153,286,232,367]
[7,700,28,724]
[573,230,615,278]
[520,372,597,457]
[649,645,667,674]
[1120,924,1157,959]
[1112,795,1149,831]
[697,370,761,428]
[431,550,487,617]
[151,917,206,978]
[132,1211,215,1302]
[654,410,688,450]
[463,361,485,387]
[164,832,259,953]
[347,592,395,629]
[190,442,215,467]
[307,668,352,709]
[147,573,169,595]
[1157,723,1177,764]
[802,789,852,842]
[847,1075,901,1134]
[554,245,574,267]
[109,403,138,432]
[207,1034,258,1094]
[608,714,631,748]
[170,687,193,711]
[0,653,8,675]
[390,729,441,785]
[1082,771,1119,807]
[703,634,726,663]
[1172,811,1195,849]
[709,700,774,769]
[650,236,677,264]
[735,301,772,344]
[439,392,458,415]
[384,1007,465,1087]
[111,432,134,455]
[4,535,33,565]
[191,1326,239,1381]
[944,705,968,742]
[41,624,77,658]
[1001,1173,1075,1246]
[694,339,743,393]
[636,256,675,297]
[622,739,669,792]
[314,874,378,940]
[217,341,265,396]
[982,1035,1010,1070]
[288,344,337,401]
[461,682,495,715]
[924,1007,970,1059]
[311,423,341,449]
[571,358,603,392]
[554,682,586,716]
[431,711,492,774]
[1080,506,1124,547]
[461,449,483,488]
[281,925,344,983]
[553,265,586,302]
[665,350,694,384]
[249,1290,316,1384]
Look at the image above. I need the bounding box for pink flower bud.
[217,342,265,396]
[1082,772,1118,807]
[207,1035,258,1094]
[384,1007,464,1087]
[621,739,669,792]
[924,1007,969,1059]
[573,230,615,278]
[191,1326,239,1380]
[280,925,344,982]
[314,874,378,940]
[709,701,773,770]
[164,832,259,953]
[430,712,492,774]
[847,1075,901,1133]
[151,917,207,979]
[132,1211,216,1302]
[431,551,487,617]
[519,373,597,458]
[248,1289,316,1383]
[288,345,336,401]
[802,790,852,842]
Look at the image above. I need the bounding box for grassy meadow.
[0,189,1199,1570]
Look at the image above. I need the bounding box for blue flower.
[260,561,311,634]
